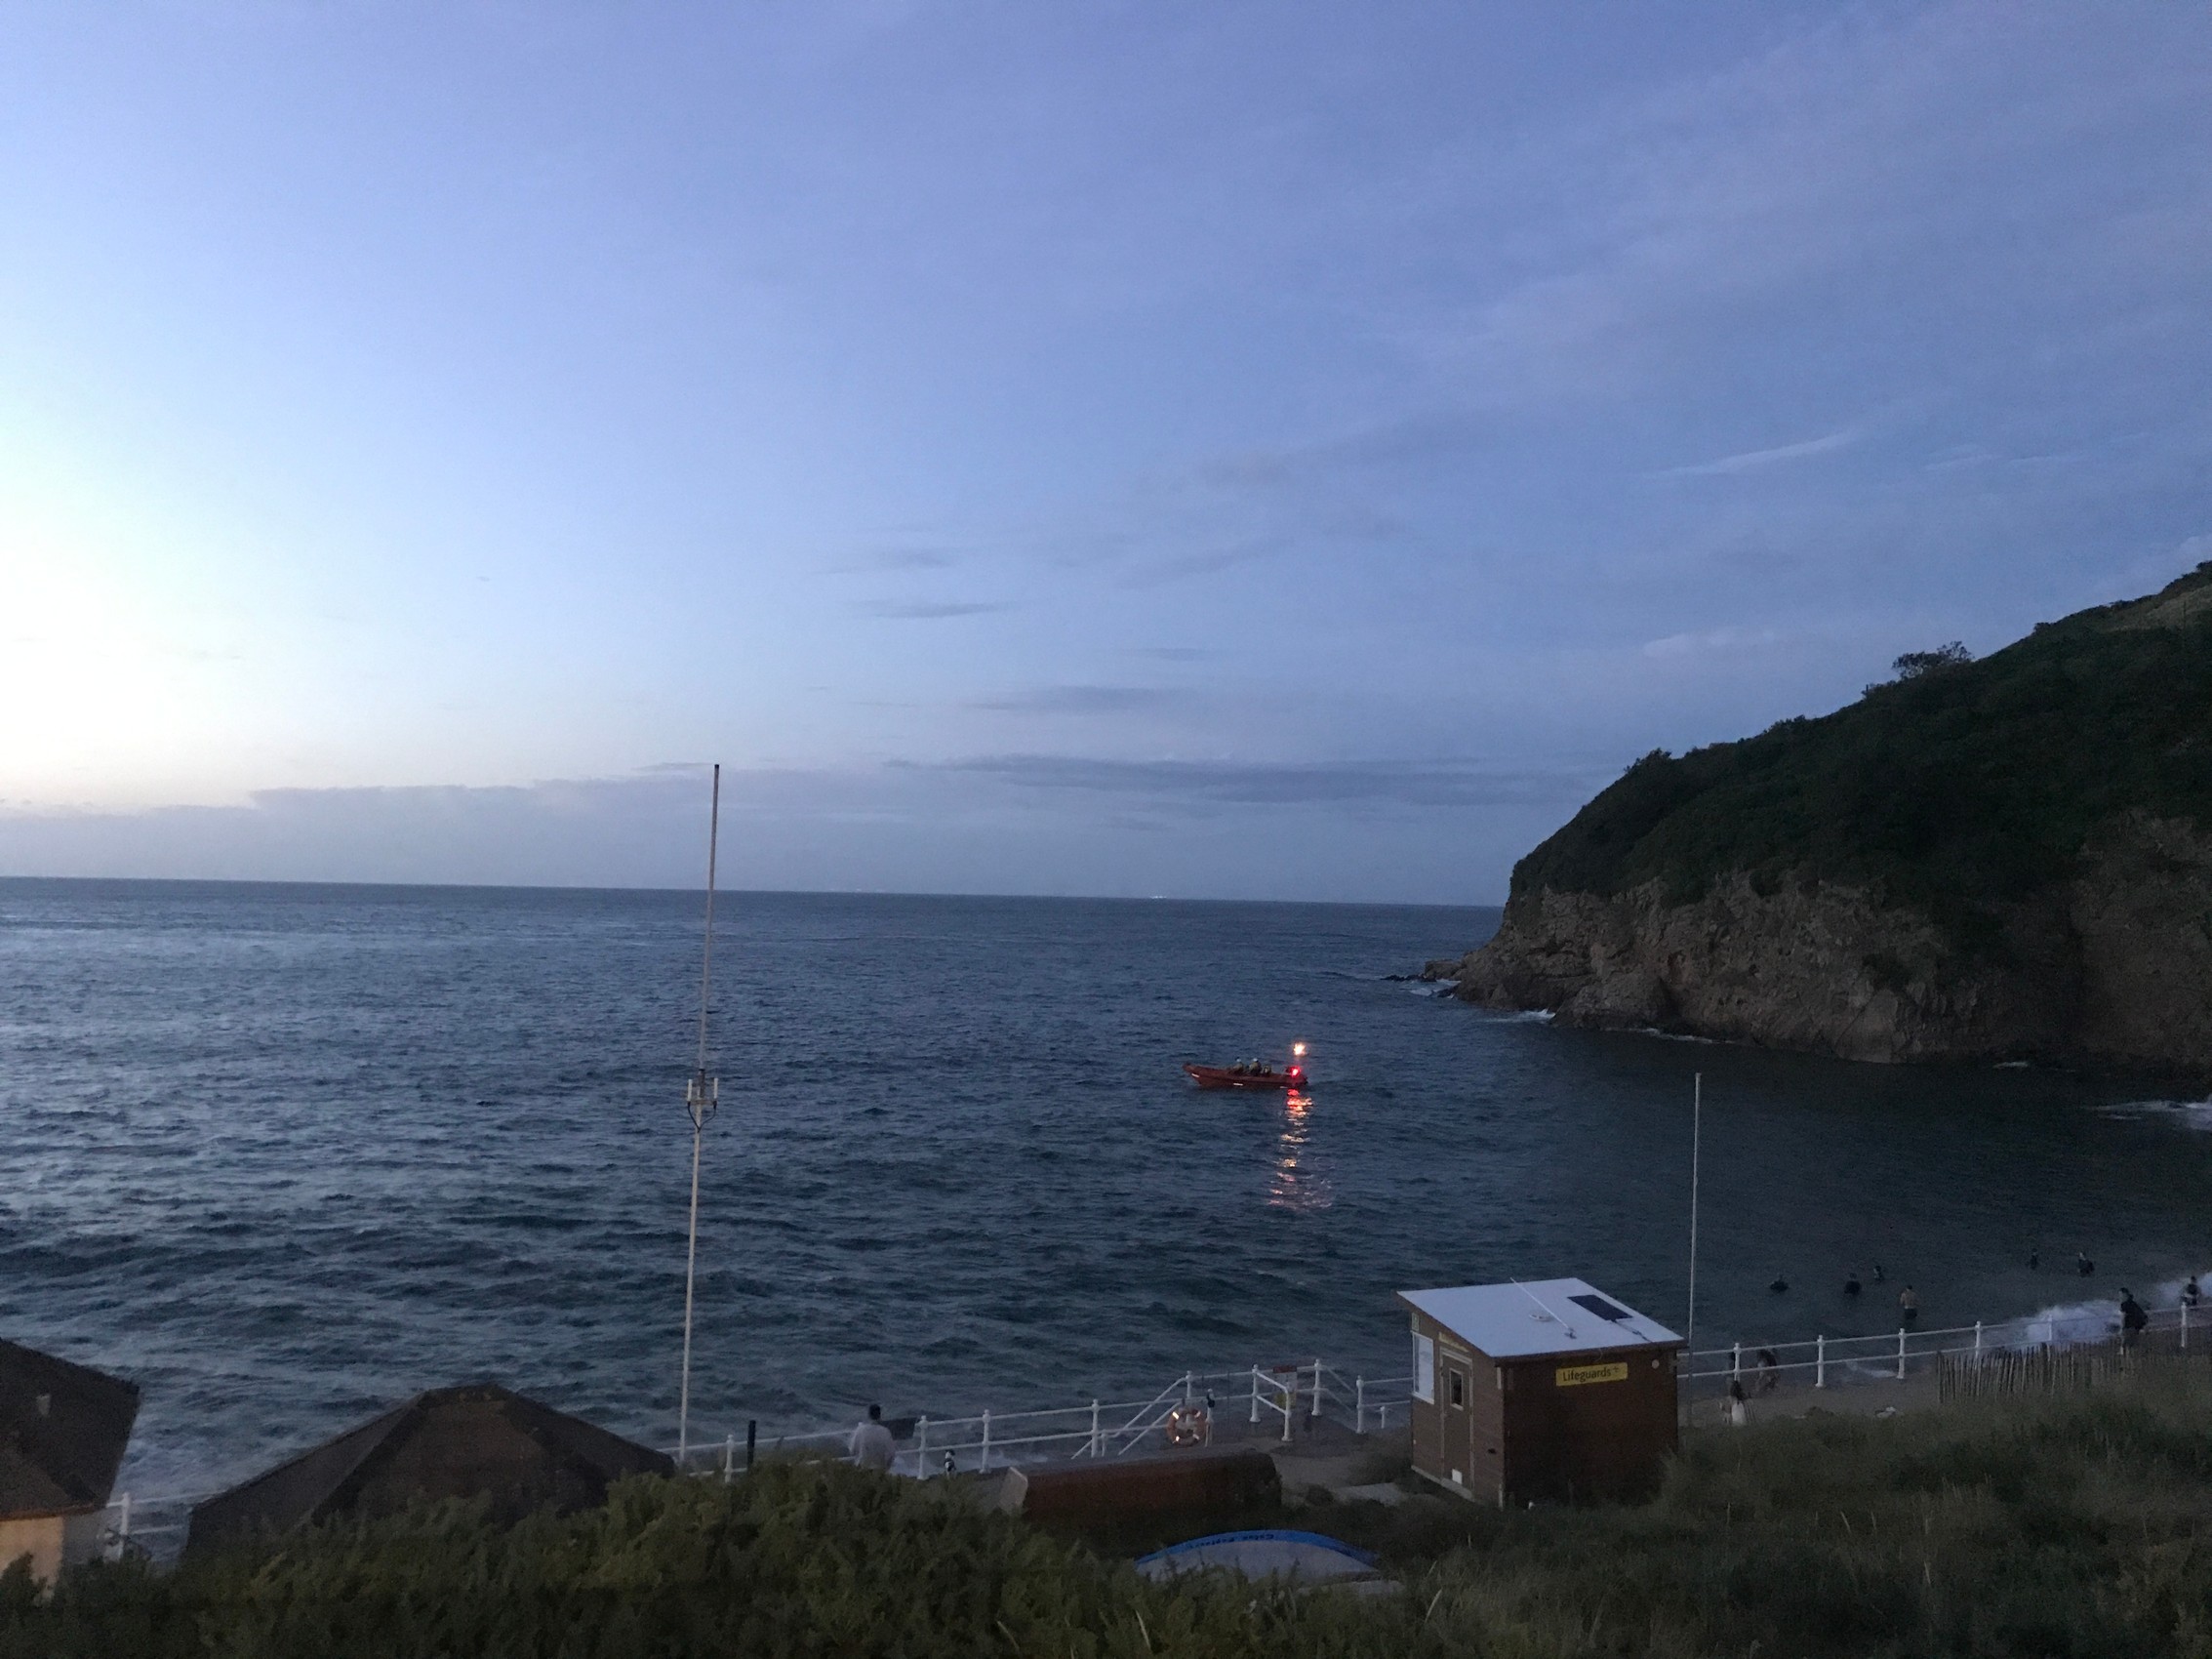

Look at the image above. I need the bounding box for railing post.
[1896,1328,1907,1381]
[1280,1375,1292,1444]
[1309,1358,1323,1422]
[1974,1321,1983,1362]
[1089,1398,1101,1456]
[724,1433,735,1483]
[1184,1370,1194,1405]
[118,1491,131,1552]
[1815,1335,1826,1389]
[1250,1366,1261,1425]
[1355,1376,1366,1435]
[979,1409,991,1472]
[1731,1342,1741,1379]
[916,1415,929,1479]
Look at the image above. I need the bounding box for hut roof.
[1398,1277,1680,1358]
[0,1338,141,1519]
[184,1381,672,1557]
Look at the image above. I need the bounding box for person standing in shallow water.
[851,1403,897,1472]
[1899,1286,1919,1324]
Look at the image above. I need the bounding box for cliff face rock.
[1425,561,2212,1077]
[1432,813,2212,1076]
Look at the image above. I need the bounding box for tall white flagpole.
[1684,1071,1702,1423]
[678,764,721,1468]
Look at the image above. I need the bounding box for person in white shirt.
[850,1403,897,1472]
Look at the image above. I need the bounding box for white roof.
[1397,1277,1680,1358]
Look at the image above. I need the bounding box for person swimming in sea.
[1843,1271,1863,1297]
[1769,1276,1789,1294]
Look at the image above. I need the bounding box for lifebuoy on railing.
[1164,1402,1211,1447]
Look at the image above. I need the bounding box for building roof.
[184,1381,673,1558]
[0,1338,141,1519]
[1397,1278,1681,1358]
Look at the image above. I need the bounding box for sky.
[2,1,2207,903]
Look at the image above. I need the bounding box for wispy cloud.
[851,598,1010,620]
[926,754,1598,810]
[1647,429,1860,479]
[829,546,960,573]
[969,685,1187,715]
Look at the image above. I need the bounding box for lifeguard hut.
[1397,1277,1681,1507]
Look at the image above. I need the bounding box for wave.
[2099,1097,2212,1132]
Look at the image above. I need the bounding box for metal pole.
[916,1415,928,1477]
[1974,1321,1983,1361]
[119,1491,131,1551]
[1685,1072,1702,1424]
[1896,1328,1907,1381]
[1310,1358,1322,1422]
[1355,1376,1366,1435]
[1090,1398,1101,1456]
[724,1434,735,1483]
[746,1419,756,1472]
[979,1409,991,1472]
[1815,1335,1826,1389]
[677,764,722,1469]
[1731,1341,1741,1380]
[1249,1366,1260,1425]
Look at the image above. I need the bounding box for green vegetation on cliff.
[19,1377,2212,1656]
[1513,565,2212,942]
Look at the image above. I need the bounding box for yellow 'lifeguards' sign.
[1554,1360,1629,1388]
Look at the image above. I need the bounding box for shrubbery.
[17,1372,2212,1655]
[1512,567,2212,946]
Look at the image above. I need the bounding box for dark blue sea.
[6,880,2209,1507]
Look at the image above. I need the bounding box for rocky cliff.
[1428,566,2212,1076]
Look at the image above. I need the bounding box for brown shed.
[1398,1278,1680,1507]
[184,1381,671,1558]
[0,1338,141,1584]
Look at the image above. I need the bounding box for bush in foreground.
[13,1370,2212,1656]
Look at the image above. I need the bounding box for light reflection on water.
[1268,1090,1329,1214]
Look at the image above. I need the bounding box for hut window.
[1412,1334,1435,1402]
[1448,1369,1467,1408]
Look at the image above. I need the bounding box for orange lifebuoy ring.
[1165,1402,1210,1447]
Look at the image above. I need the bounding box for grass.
[15,1370,2212,1655]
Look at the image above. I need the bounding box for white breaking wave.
[2100,1097,2212,1133]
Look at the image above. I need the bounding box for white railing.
[671,1357,1415,1477]
[93,1355,1418,1552]
[1680,1298,2202,1397]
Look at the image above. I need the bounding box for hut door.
[1444,1362,1471,1485]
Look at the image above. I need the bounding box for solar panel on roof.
[1568,1293,1630,1321]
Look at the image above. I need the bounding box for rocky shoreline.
[1424,810,2212,1077]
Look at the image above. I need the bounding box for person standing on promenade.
[851,1403,898,1472]
[2119,1290,2149,1351]
[1899,1286,1919,1324]
[2184,1275,2202,1310]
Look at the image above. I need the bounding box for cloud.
[1641,626,1790,659]
[924,754,1597,810]
[829,546,960,573]
[968,685,1187,715]
[1647,429,1860,479]
[0,759,1567,902]
[851,598,1010,619]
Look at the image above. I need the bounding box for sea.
[5,879,2210,1511]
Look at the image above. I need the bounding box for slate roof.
[1398,1278,1681,1358]
[184,1381,672,1557]
[0,1338,141,1519]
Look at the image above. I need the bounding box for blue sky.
[2,1,2207,901]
